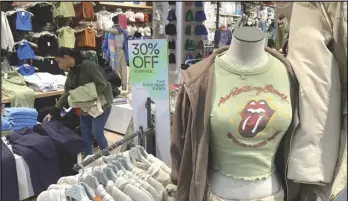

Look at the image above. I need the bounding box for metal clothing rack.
[73,97,155,172]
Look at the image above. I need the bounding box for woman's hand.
[44,113,53,121]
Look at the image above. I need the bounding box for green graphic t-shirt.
[210,53,292,180]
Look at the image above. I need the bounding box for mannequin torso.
[208,27,290,200]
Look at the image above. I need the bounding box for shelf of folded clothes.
[2,89,65,104]
[99,2,152,9]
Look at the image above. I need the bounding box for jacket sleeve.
[55,73,71,110]
[286,2,342,185]
[170,86,190,185]
[87,63,108,95]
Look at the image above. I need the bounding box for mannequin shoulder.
[184,57,215,85]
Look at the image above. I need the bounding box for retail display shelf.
[1,89,64,104]
[219,13,242,17]
[99,2,152,9]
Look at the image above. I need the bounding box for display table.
[1,89,65,104]
[104,103,133,135]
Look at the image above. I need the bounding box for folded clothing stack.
[2,116,13,135]
[4,107,38,131]
[37,73,66,89]
[23,73,59,92]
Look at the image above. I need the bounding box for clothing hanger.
[28,2,53,8]
[101,149,120,181]
[129,147,152,167]
[136,146,149,158]
[14,40,38,48]
[16,9,34,16]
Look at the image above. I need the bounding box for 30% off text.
[131,43,160,71]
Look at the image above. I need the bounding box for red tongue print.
[239,100,275,138]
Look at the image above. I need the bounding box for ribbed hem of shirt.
[215,52,273,76]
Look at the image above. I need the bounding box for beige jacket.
[286,2,347,200]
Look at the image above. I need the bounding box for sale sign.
[128,39,171,165]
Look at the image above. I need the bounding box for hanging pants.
[275,24,287,50]
[115,48,128,90]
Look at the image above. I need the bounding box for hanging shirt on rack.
[1,11,15,51]
[28,3,54,25]
[16,41,35,60]
[56,26,76,48]
[16,11,32,31]
[53,2,75,18]
[36,34,59,56]
[74,2,95,21]
[116,14,128,29]
[17,64,35,76]
[95,11,114,30]
[33,57,64,75]
[77,28,96,48]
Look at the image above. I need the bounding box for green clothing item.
[185,40,196,51]
[2,71,35,107]
[57,26,76,49]
[210,53,293,180]
[84,51,99,64]
[68,82,107,108]
[185,10,194,22]
[53,2,75,18]
[56,60,113,111]
[68,82,107,118]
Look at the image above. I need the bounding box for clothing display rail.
[73,97,154,172]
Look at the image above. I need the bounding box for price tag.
[22,12,25,16]
[51,60,53,64]
[47,42,51,46]
[4,73,8,79]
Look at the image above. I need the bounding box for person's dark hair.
[52,47,84,65]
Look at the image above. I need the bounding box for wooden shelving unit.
[99,2,152,9]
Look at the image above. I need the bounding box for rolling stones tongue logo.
[239,100,275,138]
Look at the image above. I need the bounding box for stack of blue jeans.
[4,107,38,131]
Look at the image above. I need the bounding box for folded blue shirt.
[13,119,37,125]
[12,122,37,128]
[12,116,38,122]
[2,116,13,131]
[5,108,38,118]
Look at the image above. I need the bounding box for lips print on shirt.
[238,100,275,138]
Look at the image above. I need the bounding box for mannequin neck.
[220,34,268,68]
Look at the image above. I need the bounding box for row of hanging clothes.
[37,146,176,201]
